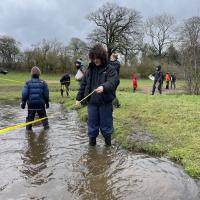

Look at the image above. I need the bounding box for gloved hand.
[75,100,81,108]
[21,102,26,109]
[46,103,49,109]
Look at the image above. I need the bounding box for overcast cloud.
[0,0,199,48]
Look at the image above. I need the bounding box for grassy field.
[0,72,200,179]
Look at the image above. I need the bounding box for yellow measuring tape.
[0,117,48,134]
[0,91,96,134]
[0,76,95,134]
[80,90,95,103]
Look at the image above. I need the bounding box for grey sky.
[0,0,199,49]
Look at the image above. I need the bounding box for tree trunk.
[158,48,162,57]
[107,48,112,60]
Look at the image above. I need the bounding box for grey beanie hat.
[31,66,41,76]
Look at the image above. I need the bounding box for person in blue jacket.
[21,66,49,131]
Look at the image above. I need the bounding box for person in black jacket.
[151,65,163,95]
[0,68,8,75]
[110,53,120,108]
[76,44,119,146]
[60,73,70,97]
[110,53,120,75]
[171,72,177,89]
[21,66,49,131]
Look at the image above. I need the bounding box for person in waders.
[151,65,163,95]
[76,44,119,146]
[60,73,70,97]
[21,66,49,131]
[110,53,120,108]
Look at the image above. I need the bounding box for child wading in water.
[76,44,119,146]
[21,66,49,131]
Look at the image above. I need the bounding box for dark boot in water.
[89,137,96,146]
[44,125,50,130]
[105,135,111,146]
[26,124,33,132]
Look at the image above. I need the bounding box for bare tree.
[146,14,175,57]
[67,37,88,62]
[87,2,142,58]
[119,32,143,65]
[179,16,200,94]
[23,39,74,73]
[23,39,59,71]
[0,36,20,68]
[59,46,74,73]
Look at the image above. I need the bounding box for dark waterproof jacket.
[0,68,8,75]
[153,70,163,83]
[22,78,49,109]
[110,60,120,75]
[76,64,86,73]
[76,63,119,105]
[171,74,176,82]
[60,73,70,85]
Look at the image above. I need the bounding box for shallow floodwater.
[0,104,199,200]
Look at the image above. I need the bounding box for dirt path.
[141,85,185,95]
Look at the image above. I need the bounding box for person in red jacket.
[132,74,138,92]
[165,72,171,89]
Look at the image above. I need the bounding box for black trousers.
[152,80,162,95]
[171,81,176,89]
[87,103,113,139]
[112,97,120,108]
[26,109,49,130]
[61,84,69,96]
[166,81,170,89]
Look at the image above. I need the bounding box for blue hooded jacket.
[22,78,49,109]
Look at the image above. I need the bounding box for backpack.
[75,69,84,81]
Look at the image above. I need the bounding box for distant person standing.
[0,68,8,75]
[132,74,138,92]
[110,53,120,75]
[151,65,163,95]
[171,72,177,89]
[21,66,49,131]
[60,73,70,97]
[110,53,120,108]
[165,72,171,89]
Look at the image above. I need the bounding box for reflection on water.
[21,131,50,185]
[70,147,117,200]
[0,104,199,200]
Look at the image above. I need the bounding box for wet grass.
[113,92,200,179]
[0,72,200,179]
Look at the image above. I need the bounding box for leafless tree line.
[0,2,200,94]
[0,37,88,74]
[179,17,200,94]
